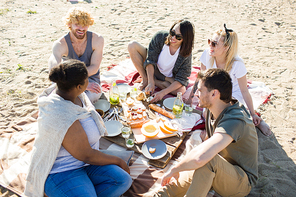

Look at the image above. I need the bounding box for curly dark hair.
[49,59,88,92]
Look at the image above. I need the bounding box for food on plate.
[143,112,147,119]
[136,91,146,101]
[163,121,178,132]
[149,147,156,154]
[126,98,134,106]
[129,120,149,128]
[156,116,167,123]
[132,115,138,120]
[148,104,175,119]
[132,106,138,111]
[138,114,143,120]
[127,107,132,112]
[141,123,159,137]
[137,108,143,114]
[159,123,174,134]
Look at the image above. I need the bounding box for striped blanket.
[0,113,202,196]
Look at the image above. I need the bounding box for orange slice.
[159,123,174,134]
[164,122,178,132]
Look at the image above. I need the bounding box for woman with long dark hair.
[128,20,195,103]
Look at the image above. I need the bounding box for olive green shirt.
[206,100,258,187]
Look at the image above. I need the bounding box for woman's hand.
[145,82,155,96]
[150,91,166,103]
[118,159,130,174]
[251,114,262,126]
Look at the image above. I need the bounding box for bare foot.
[257,120,272,136]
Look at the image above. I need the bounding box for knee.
[119,171,132,190]
[128,41,138,53]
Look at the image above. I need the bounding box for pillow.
[100,150,134,165]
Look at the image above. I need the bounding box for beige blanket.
[1,116,296,196]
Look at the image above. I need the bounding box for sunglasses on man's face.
[170,30,183,41]
[208,39,218,47]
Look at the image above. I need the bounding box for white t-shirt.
[200,48,247,106]
[50,102,101,174]
[157,44,180,77]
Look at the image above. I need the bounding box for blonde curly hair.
[64,7,94,29]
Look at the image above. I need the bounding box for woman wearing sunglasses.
[128,20,194,103]
[188,24,271,136]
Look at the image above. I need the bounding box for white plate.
[142,139,167,160]
[104,120,123,137]
[117,83,132,93]
[163,97,176,110]
[94,99,111,112]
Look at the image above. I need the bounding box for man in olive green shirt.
[156,68,258,197]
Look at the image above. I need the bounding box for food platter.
[94,99,111,112]
[141,139,167,160]
[104,120,122,137]
[163,97,176,110]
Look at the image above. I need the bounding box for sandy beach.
[1,0,296,196]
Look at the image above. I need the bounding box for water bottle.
[173,92,184,118]
[109,80,119,105]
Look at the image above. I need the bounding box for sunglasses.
[208,39,218,47]
[170,30,183,41]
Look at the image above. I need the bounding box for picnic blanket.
[0,59,274,196]
[101,59,273,111]
[0,113,203,197]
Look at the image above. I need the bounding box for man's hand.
[86,82,101,94]
[251,114,262,126]
[150,91,166,103]
[161,169,180,186]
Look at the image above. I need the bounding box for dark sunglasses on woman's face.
[170,30,183,41]
[208,39,218,47]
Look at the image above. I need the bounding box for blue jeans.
[44,164,132,197]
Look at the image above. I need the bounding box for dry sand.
[0,0,296,196]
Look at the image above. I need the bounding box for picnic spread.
[97,87,203,168]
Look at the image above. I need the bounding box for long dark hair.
[49,59,88,92]
[165,20,195,57]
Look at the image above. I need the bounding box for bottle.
[173,92,184,118]
[109,80,119,105]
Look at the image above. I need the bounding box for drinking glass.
[184,104,193,116]
[119,91,127,102]
[121,126,131,139]
[130,87,138,99]
[109,94,119,105]
[125,138,134,148]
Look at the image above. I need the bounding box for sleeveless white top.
[50,101,101,174]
